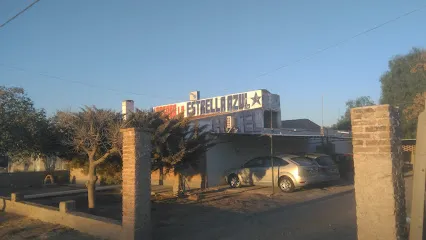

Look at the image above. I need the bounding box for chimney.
[122,100,134,120]
[189,91,200,101]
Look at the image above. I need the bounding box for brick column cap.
[350,104,391,113]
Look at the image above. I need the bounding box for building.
[126,89,352,188]
[7,156,67,173]
[153,89,281,134]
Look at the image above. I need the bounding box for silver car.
[304,153,340,183]
[224,154,321,193]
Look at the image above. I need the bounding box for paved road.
[160,190,357,240]
[157,176,415,240]
[224,191,356,240]
[219,176,413,240]
[0,176,416,240]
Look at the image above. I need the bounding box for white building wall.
[193,108,265,134]
[307,138,353,154]
[8,156,67,173]
[333,140,352,154]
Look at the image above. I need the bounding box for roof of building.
[281,119,321,131]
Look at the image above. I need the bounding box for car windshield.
[315,156,335,166]
[291,157,315,166]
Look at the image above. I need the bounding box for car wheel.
[279,176,295,193]
[228,174,241,188]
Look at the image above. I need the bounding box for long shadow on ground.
[28,187,357,240]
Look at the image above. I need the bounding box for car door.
[307,157,326,177]
[240,157,267,185]
[260,157,289,184]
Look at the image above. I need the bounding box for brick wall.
[121,128,151,240]
[351,105,406,240]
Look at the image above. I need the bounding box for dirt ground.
[0,176,415,240]
[27,182,354,220]
[22,181,354,239]
[0,212,97,240]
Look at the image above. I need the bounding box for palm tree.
[127,110,214,194]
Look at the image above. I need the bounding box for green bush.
[97,155,122,185]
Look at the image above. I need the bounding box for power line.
[255,3,426,79]
[0,63,181,102]
[0,0,41,29]
[1,3,425,103]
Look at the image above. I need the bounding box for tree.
[127,110,215,194]
[0,86,63,171]
[380,48,426,138]
[333,96,375,131]
[404,92,425,122]
[126,110,214,172]
[55,107,123,210]
[0,86,46,155]
[57,107,214,209]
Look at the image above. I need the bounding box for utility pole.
[322,95,324,128]
[270,94,275,194]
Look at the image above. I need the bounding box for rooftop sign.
[153,90,264,118]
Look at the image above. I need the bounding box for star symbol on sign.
[251,92,262,106]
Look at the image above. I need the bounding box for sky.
[1,0,425,126]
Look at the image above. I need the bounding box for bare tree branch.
[93,147,119,166]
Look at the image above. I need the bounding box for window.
[315,156,335,166]
[274,157,289,166]
[263,110,279,128]
[291,157,315,166]
[263,157,288,167]
[253,157,289,167]
[244,158,265,168]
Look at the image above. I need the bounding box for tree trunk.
[87,164,97,211]
[173,173,184,196]
[159,166,164,185]
[172,174,180,196]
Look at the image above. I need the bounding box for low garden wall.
[0,195,122,240]
[0,170,70,188]
[151,169,203,189]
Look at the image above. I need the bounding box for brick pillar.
[121,128,151,240]
[351,105,407,240]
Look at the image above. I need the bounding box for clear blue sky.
[1,0,425,126]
